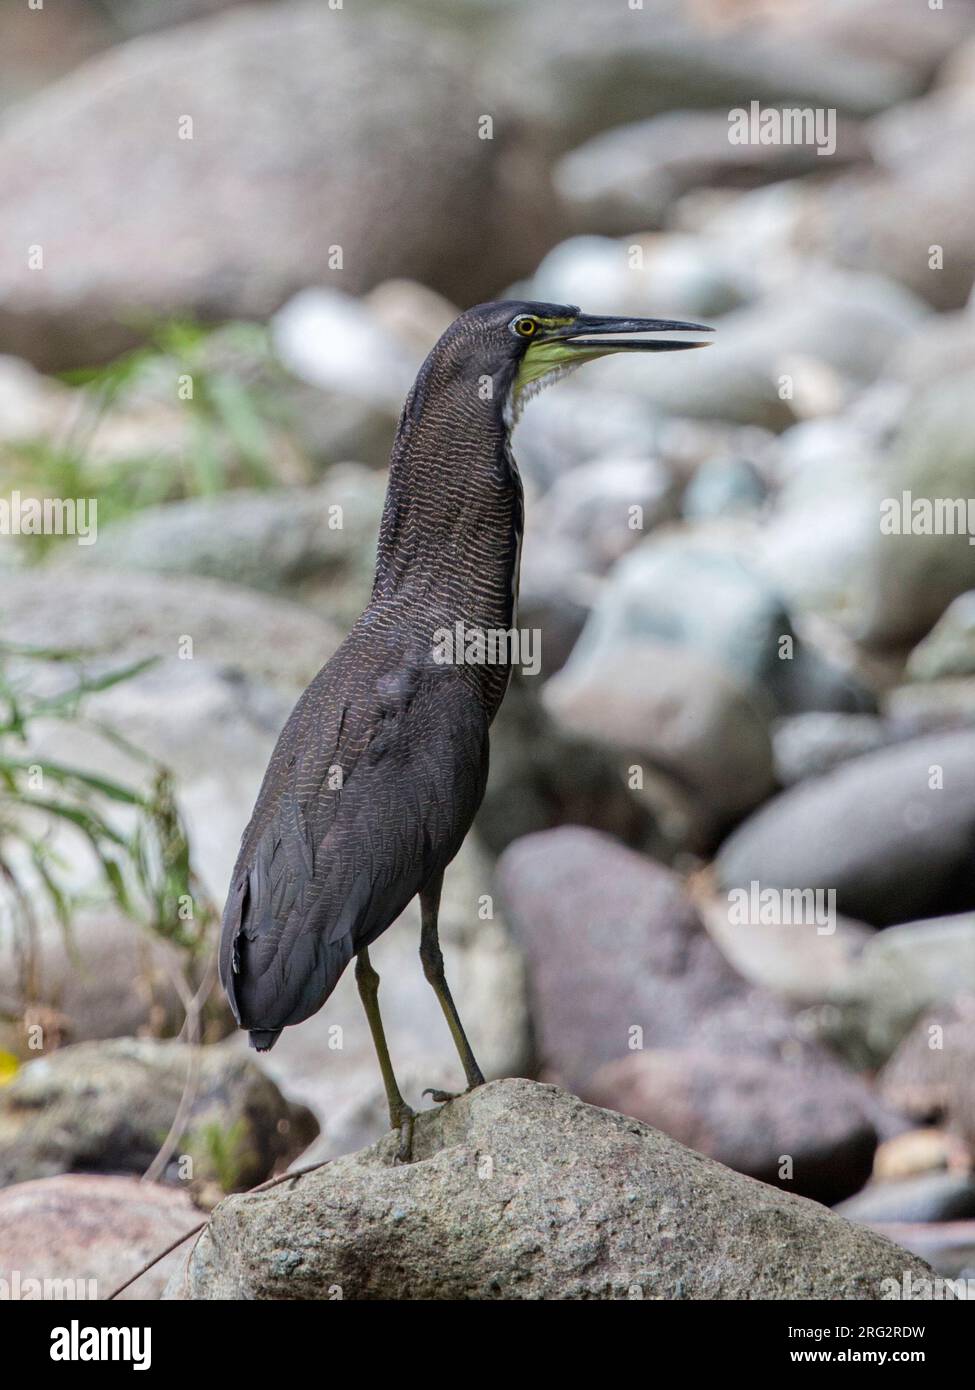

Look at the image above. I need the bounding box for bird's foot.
[422,1087,460,1104]
[392,1106,415,1165]
[422,1076,485,1106]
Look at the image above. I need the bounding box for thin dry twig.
[141,952,216,1184]
[103,1220,208,1302]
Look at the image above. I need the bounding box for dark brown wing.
[219,636,489,1046]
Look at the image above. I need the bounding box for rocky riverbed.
[1,0,974,1299]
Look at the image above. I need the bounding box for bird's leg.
[419,871,485,1102]
[355,947,415,1163]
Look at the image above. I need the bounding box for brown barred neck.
[370,360,524,636]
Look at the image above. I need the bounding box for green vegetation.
[0,639,215,1014]
[188,1117,250,1194]
[2,319,296,554]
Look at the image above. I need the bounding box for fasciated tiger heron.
[219,301,711,1160]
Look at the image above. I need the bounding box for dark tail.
[249,1029,282,1051]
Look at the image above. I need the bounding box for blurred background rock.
[1,0,975,1296]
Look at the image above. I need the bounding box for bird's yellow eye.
[513,317,537,338]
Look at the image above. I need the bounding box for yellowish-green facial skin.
[509,316,608,420]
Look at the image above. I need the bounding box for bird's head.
[430,300,713,427]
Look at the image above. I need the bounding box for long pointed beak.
[552,314,714,352]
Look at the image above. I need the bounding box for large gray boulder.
[0,2,506,367]
[476,679,663,859]
[558,535,871,716]
[497,829,740,1092]
[165,1078,930,1300]
[60,468,385,629]
[0,1174,199,1301]
[543,639,775,833]
[0,1038,317,1192]
[496,828,878,1201]
[0,570,341,693]
[856,380,975,647]
[715,731,975,927]
[486,0,920,156]
[586,1048,876,1206]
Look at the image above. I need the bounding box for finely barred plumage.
[219,303,535,1046]
[218,300,710,1144]
[221,631,491,1046]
